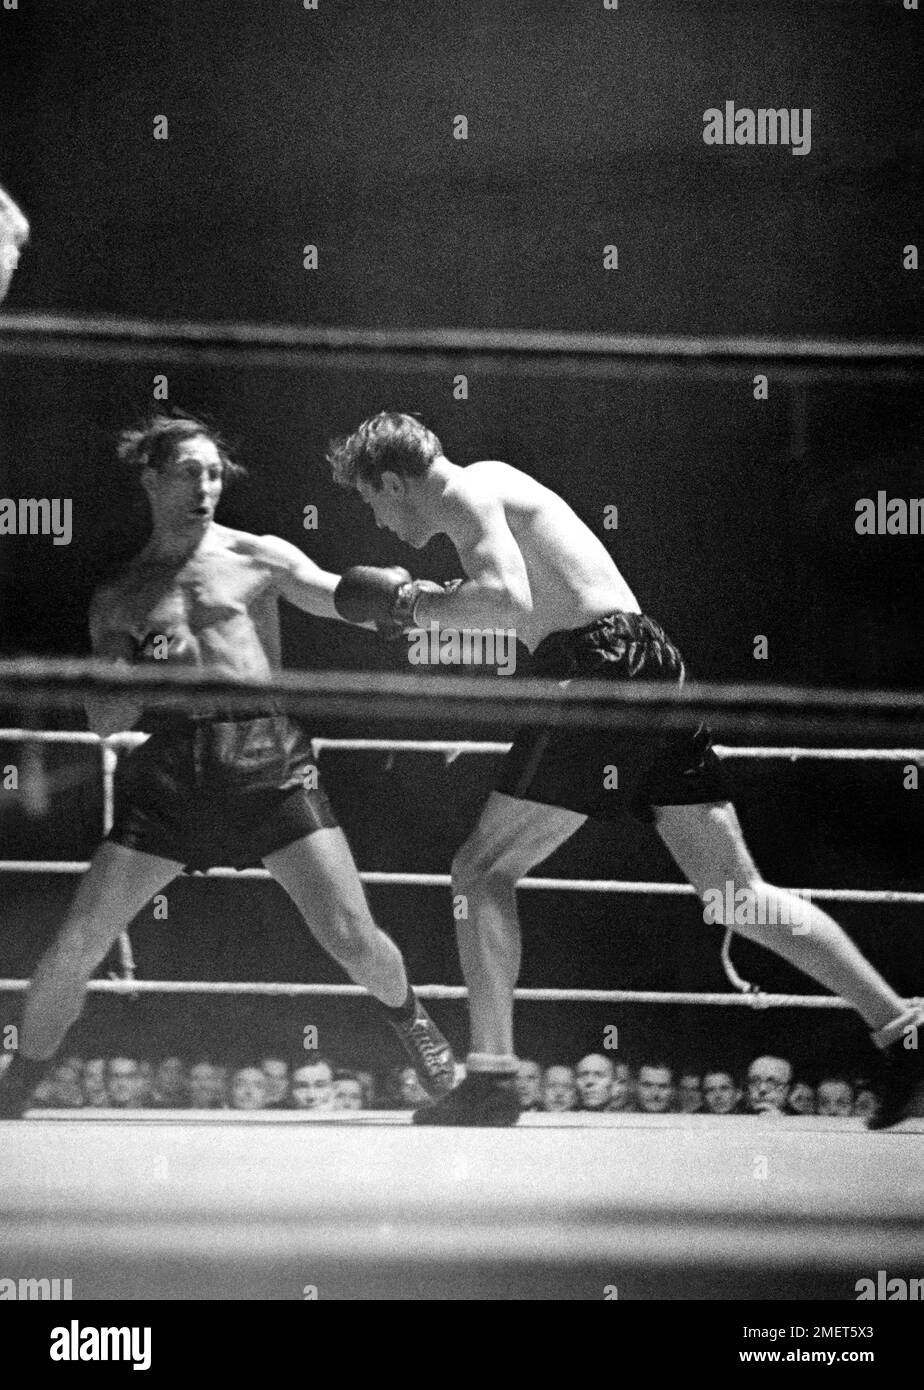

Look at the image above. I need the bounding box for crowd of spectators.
[0,1049,880,1119]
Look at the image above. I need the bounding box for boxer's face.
[576,1055,613,1110]
[637,1066,674,1113]
[703,1071,740,1115]
[356,472,427,549]
[143,436,224,533]
[516,1060,542,1109]
[291,1063,334,1110]
[816,1081,853,1118]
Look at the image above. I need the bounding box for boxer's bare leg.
[451,792,586,1057]
[20,841,180,1060]
[265,828,409,1007]
[655,800,906,1030]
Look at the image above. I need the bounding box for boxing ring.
[2,673,924,1299]
[2,316,924,1298]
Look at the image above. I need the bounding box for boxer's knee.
[313,904,379,973]
[698,871,768,928]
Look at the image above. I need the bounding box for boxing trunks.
[108,711,337,872]
[495,611,729,823]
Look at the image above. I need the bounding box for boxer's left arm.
[256,534,374,626]
[414,493,532,633]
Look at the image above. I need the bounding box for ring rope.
[4,729,924,761]
[2,660,923,741]
[0,978,857,1008]
[0,861,920,905]
[3,313,923,383]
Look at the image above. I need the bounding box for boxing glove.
[334,566,443,639]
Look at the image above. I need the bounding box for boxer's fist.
[334,566,412,624]
[332,566,437,640]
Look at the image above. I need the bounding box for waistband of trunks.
[528,611,686,682]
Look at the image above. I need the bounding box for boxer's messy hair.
[0,183,30,246]
[327,411,443,489]
[116,410,245,483]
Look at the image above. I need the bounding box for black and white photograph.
[1,0,923,1331]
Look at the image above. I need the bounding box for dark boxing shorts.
[108,712,338,872]
[495,612,729,823]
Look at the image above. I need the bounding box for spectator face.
[608,1062,633,1111]
[853,1088,879,1122]
[261,1059,289,1106]
[787,1081,815,1115]
[397,1066,429,1108]
[702,1071,741,1115]
[230,1067,268,1110]
[154,1057,187,1104]
[678,1073,703,1114]
[637,1065,674,1114]
[542,1066,576,1112]
[189,1063,227,1109]
[107,1058,146,1108]
[516,1060,542,1110]
[575,1054,614,1111]
[291,1062,334,1110]
[816,1080,853,1118]
[746,1056,792,1114]
[43,1061,83,1108]
[82,1058,108,1106]
[332,1078,364,1111]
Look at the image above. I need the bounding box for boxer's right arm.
[86,589,144,737]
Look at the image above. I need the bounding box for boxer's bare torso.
[88,525,338,732]
[441,461,639,652]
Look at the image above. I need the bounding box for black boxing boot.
[0,1053,50,1118]
[867,1005,924,1131]
[380,989,456,1100]
[413,1054,520,1126]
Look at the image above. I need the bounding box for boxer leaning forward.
[0,412,455,1117]
[327,411,924,1128]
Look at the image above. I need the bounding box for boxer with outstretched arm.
[0,412,454,1116]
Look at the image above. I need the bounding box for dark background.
[0,0,922,1083]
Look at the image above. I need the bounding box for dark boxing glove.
[334,566,444,640]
